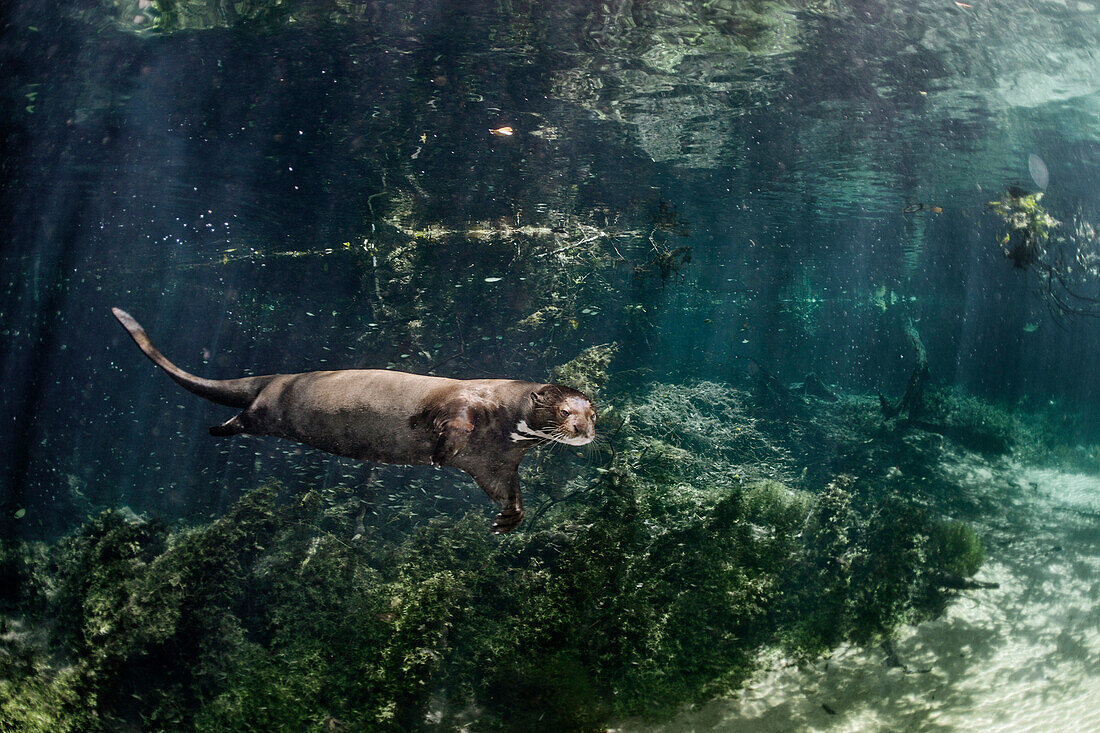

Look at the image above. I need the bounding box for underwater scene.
[3,0,1100,730]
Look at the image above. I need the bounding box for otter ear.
[531,384,563,407]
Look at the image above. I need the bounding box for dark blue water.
[5,1,1097,532]
[2,1,1100,728]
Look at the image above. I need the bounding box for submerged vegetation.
[989,188,1100,319]
[5,371,1064,732]
[5,1,1100,730]
[989,190,1060,270]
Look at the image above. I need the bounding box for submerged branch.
[879,319,929,421]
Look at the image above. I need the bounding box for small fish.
[1022,323,1039,333]
[954,2,971,7]
[489,126,514,136]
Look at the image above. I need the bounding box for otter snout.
[559,395,596,445]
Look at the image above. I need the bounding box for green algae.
[0,378,1032,731]
[933,521,985,579]
[550,342,618,402]
[988,190,1060,267]
[922,386,1022,455]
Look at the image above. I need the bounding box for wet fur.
[111,308,595,533]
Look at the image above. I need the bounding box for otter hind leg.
[209,414,247,437]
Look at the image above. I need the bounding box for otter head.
[513,384,596,446]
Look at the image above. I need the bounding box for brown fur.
[111,308,595,533]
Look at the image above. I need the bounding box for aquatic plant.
[846,494,938,643]
[633,245,693,282]
[989,190,1100,319]
[48,487,288,728]
[146,0,294,31]
[0,479,880,728]
[784,475,857,657]
[0,539,48,615]
[550,342,619,401]
[921,385,1021,455]
[743,479,812,532]
[0,376,1017,731]
[0,658,89,733]
[1,534,89,731]
[933,521,984,579]
[989,190,1060,269]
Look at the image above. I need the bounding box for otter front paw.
[490,506,524,534]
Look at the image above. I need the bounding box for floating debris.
[903,203,942,214]
[1022,323,1039,332]
[489,126,514,136]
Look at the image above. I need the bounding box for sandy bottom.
[622,462,1100,732]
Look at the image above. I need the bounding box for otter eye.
[559,408,570,417]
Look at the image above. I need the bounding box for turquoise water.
[2,1,1099,730]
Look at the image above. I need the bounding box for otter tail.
[111,307,276,409]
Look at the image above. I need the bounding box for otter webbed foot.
[466,466,524,535]
[209,414,246,437]
[491,506,524,534]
